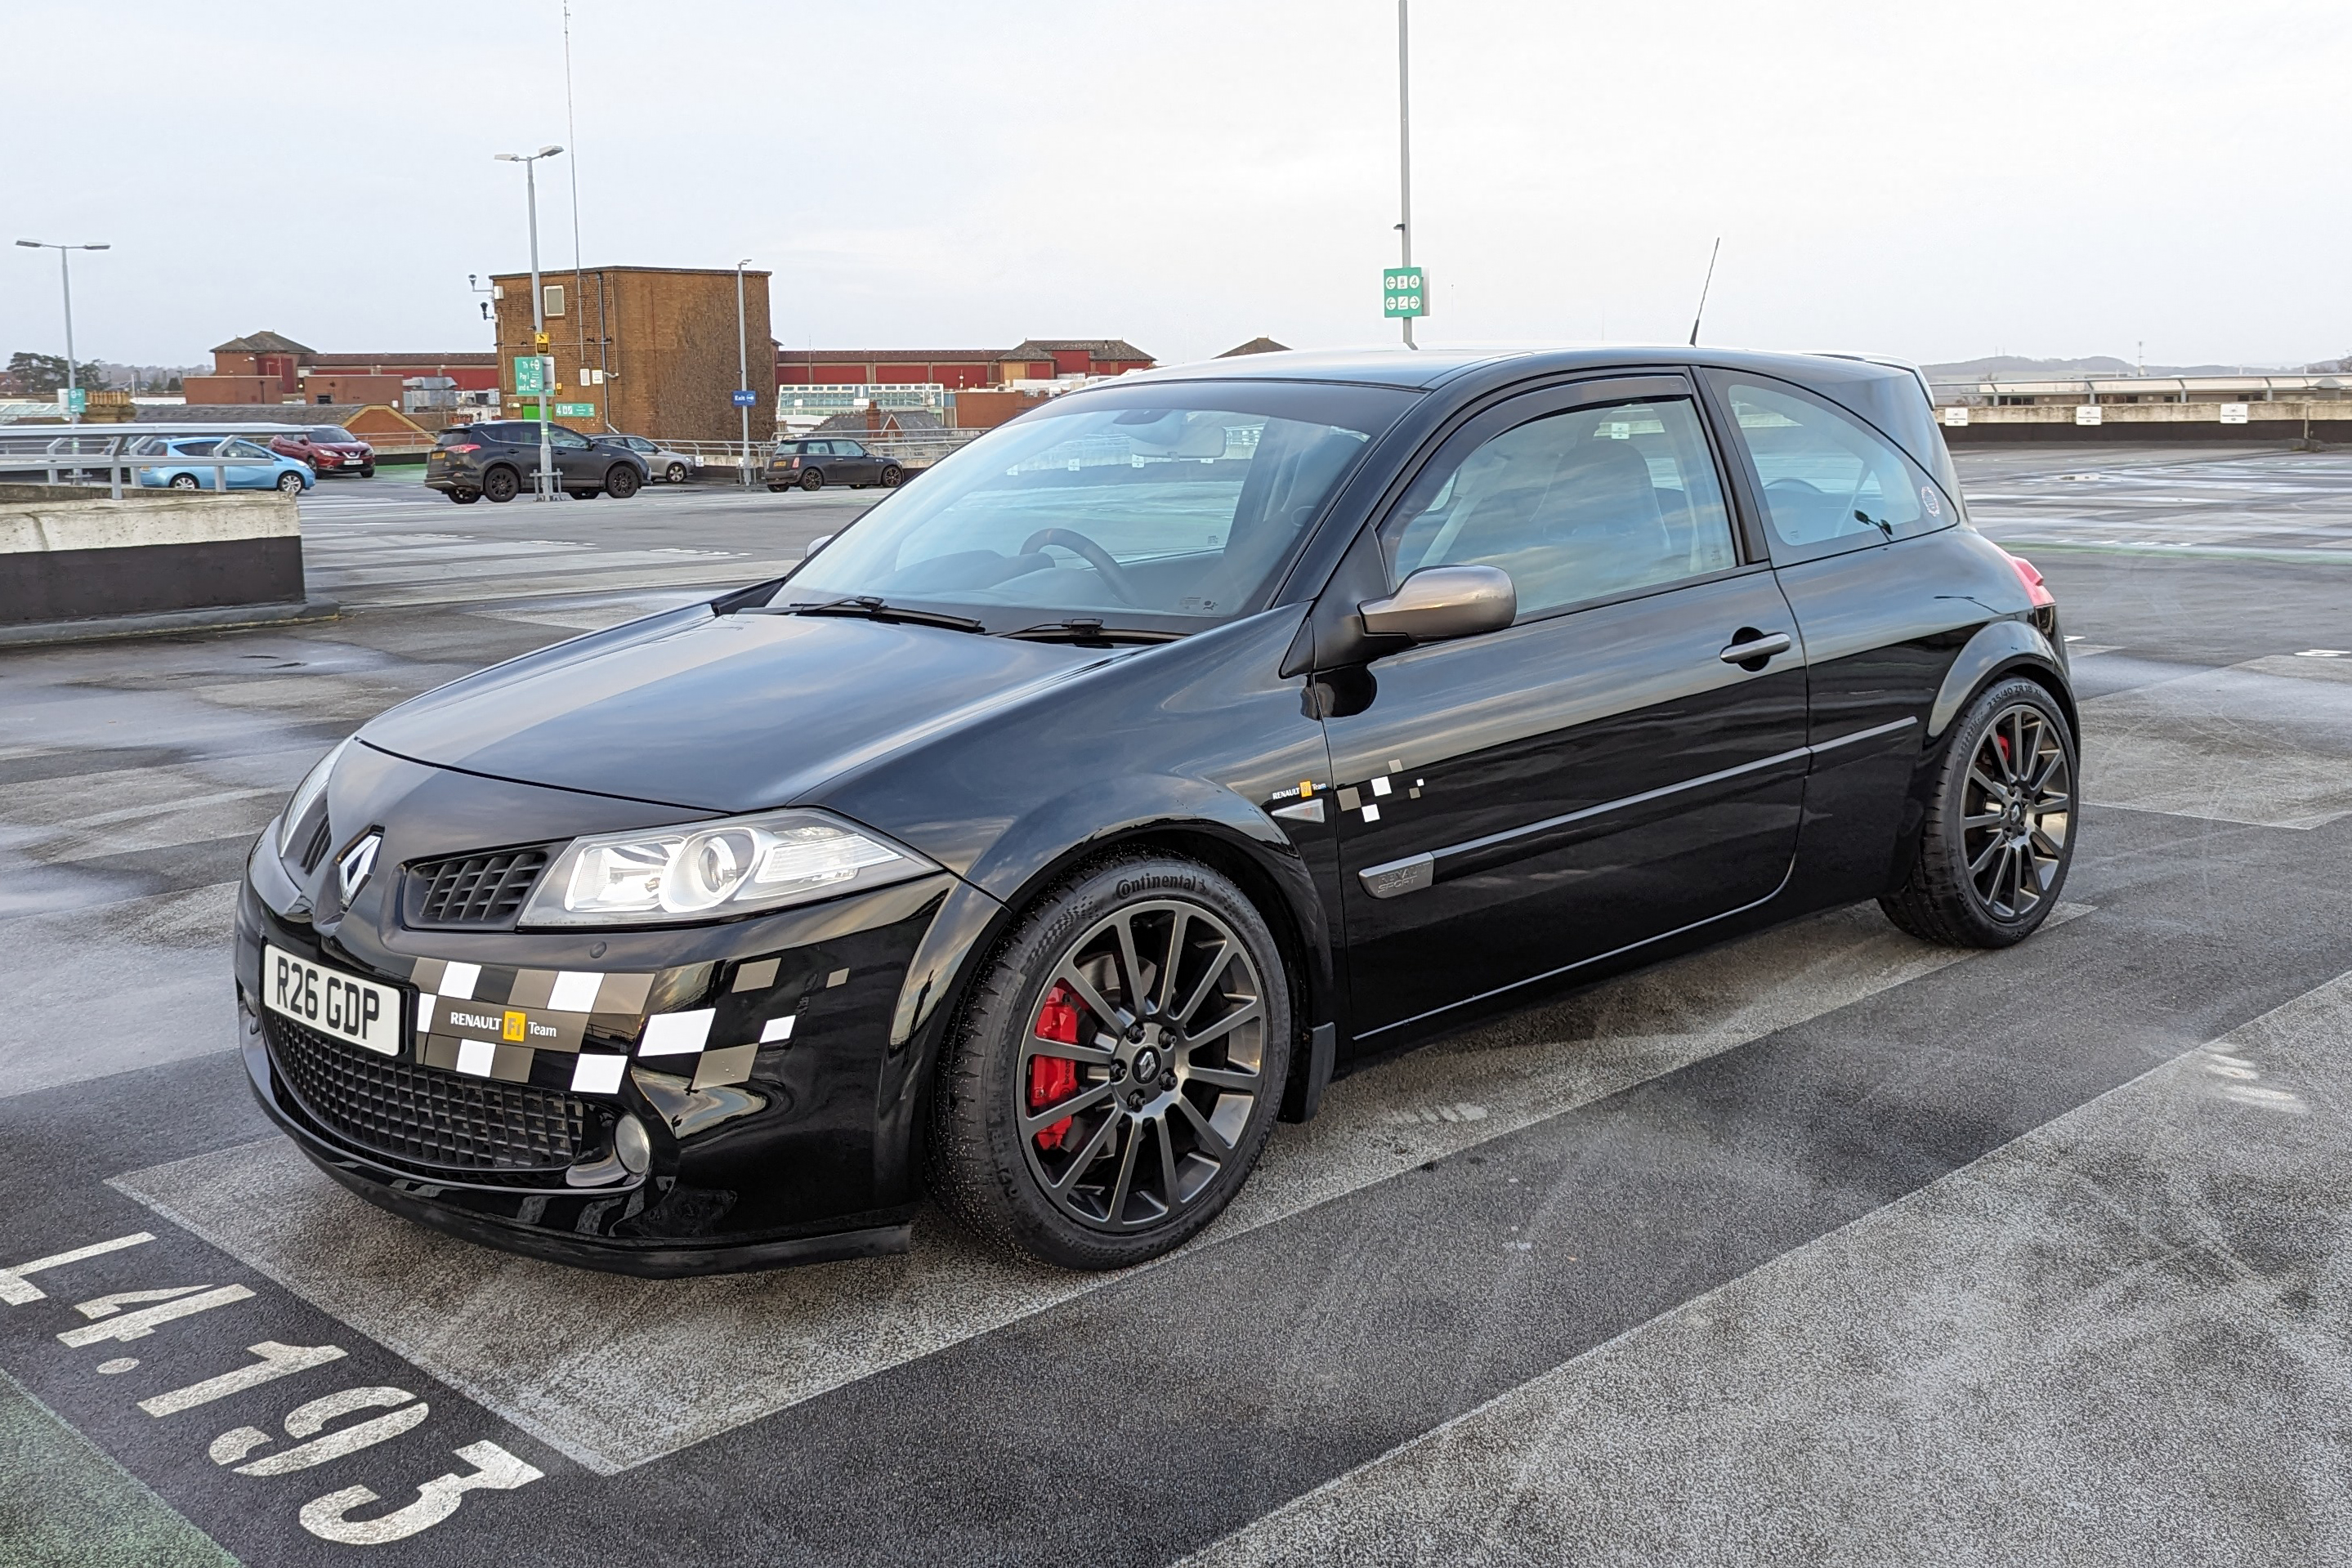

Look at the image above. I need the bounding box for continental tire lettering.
[298,1441,544,1546]
[1115,875,1202,898]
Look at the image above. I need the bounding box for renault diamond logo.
[337,832,382,900]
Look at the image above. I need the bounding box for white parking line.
[110,901,2081,1474]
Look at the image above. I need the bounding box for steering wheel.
[1019,528,1141,605]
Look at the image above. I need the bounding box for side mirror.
[1357,565,1516,644]
[803,534,833,558]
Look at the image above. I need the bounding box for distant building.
[130,402,436,444]
[189,333,498,408]
[491,266,775,443]
[776,337,1153,391]
[1218,337,1290,357]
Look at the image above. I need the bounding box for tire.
[1880,675,2077,948]
[798,468,824,492]
[879,463,903,488]
[449,489,481,505]
[168,474,200,490]
[360,466,375,479]
[932,853,1294,1270]
[481,467,519,503]
[276,471,306,494]
[665,462,686,485]
[767,484,789,493]
[606,465,642,499]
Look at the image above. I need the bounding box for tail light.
[444,443,481,454]
[2004,551,2055,609]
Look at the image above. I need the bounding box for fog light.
[614,1113,651,1174]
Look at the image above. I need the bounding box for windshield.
[310,427,358,443]
[776,382,1411,629]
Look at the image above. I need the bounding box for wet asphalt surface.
[2,447,2351,1565]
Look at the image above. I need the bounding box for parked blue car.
[137,436,313,494]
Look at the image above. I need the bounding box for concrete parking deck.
[2,448,2350,1565]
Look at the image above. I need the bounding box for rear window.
[436,429,476,446]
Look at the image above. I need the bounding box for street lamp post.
[1395,0,1415,351]
[735,259,753,489]
[16,239,111,424]
[494,145,564,499]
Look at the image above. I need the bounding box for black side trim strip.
[1356,859,1797,1038]
[1355,716,1916,898]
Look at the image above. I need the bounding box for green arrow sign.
[1381,267,1429,319]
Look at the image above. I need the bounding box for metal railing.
[1,448,302,499]
[655,429,986,475]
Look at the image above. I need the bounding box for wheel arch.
[874,794,1338,1199]
[1925,619,2076,743]
[1889,620,2078,896]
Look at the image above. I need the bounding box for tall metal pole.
[1397,0,1415,351]
[16,239,109,423]
[735,260,753,489]
[561,0,592,428]
[526,157,550,499]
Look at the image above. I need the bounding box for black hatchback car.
[237,346,2076,1275]
[767,436,903,492]
[427,421,648,503]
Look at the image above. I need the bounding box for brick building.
[775,337,1153,390]
[490,266,774,443]
[187,333,497,407]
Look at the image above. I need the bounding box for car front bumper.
[233,767,985,1272]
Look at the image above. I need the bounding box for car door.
[547,425,598,485]
[840,440,880,484]
[1323,376,1810,1042]
[218,437,274,489]
[1700,369,1992,903]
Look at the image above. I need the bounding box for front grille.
[403,847,550,929]
[266,1015,587,1173]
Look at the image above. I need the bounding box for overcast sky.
[6,1,2345,373]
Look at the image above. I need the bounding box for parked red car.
[268,425,375,478]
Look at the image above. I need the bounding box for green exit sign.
[1382,267,1429,319]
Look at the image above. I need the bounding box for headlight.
[275,738,352,855]
[517,807,937,927]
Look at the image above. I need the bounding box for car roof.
[1112,343,1927,398]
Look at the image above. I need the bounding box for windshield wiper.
[762,596,988,634]
[1004,618,1186,646]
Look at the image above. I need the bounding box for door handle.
[1719,632,1791,665]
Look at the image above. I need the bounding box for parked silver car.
[613,435,700,484]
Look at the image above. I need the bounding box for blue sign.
[731,389,758,408]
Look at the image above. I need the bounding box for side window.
[549,427,591,449]
[221,439,268,458]
[1722,379,1939,557]
[1380,397,1738,619]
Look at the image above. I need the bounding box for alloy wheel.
[1017,900,1268,1232]
[1961,702,2072,921]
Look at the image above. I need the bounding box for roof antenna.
[1688,237,1722,347]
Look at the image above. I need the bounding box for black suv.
[427,422,650,504]
[767,437,902,492]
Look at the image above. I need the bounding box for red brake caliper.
[1029,983,1082,1151]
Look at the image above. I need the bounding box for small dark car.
[237,346,2077,1275]
[269,425,375,478]
[767,436,903,492]
[426,421,648,503]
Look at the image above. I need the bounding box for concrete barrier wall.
[0,488,303,627]
[1942,400,2352,444]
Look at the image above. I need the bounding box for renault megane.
[236,346,2077,1273]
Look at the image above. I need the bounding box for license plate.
[261,944,402,1057]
